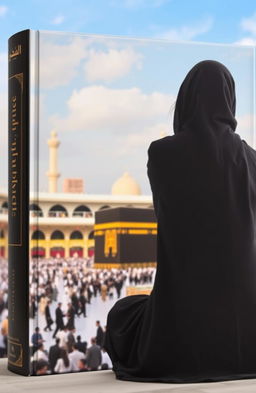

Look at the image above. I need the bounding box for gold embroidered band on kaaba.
[94,221,157,258]
[94,221,157,230]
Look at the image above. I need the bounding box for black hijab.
[105,60,256,383]
[173,60,237,136]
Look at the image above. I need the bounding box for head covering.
[173,60,237,136]
[105,59,256,383]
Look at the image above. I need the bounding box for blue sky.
[34,32,254,194]
[0,1,256,48]
[1,1,256,194]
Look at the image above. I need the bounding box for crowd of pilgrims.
[0,256,155,372]
[30,321,111,374]
[0,258,8,358]
[29,257,154,322]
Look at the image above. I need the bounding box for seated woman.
[104,60,256,383]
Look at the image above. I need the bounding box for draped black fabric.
[104,60,256,383]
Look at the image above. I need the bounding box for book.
[5,29,256,376]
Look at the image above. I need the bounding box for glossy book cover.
[2,29,256,375]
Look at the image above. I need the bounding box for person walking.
[95,321,104,348]
[44,300,53,332]
[52,302,65,338]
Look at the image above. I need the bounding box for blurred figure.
[71,291,79,316]
[54,348,76,373]
[39,294,48,315]
[86,337,102,371]
[52,302,65,339]
[78,358,88,372]
[48,337,61,373]
[65,303,75,330]
[29,295,37,319]
[76,335,87,354]
[96,320,104,348]
[101,283,108,301]
[68,343,85,371]
[35,359,49,375]
[32,342,48,363]
[66,328,76,353]
[78,290,87,317]
[101,347,112,369]
[56,327,68,349]
[0,330,6,357]
[31,327,44,355]
[44,300,53,331]
[0,314,8,357]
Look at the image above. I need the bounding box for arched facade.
[30,203,43,217]
[69,230,84,257]
[30,227,93,259]
[73,205,92,218]
[49,204,68,217]
[0,190,153,259]
[31,246,46,258]
[70,230,83,239]
[32,230,45,239]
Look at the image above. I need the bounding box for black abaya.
[104,60,256,382]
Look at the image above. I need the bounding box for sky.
[1,1,256,194]
[0,1,256,45]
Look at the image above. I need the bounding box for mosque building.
[0,130,153,260]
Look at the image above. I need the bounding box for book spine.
[8,29,30,376]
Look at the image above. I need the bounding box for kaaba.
[94,207,157,269]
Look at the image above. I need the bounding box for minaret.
[46,130,60,193]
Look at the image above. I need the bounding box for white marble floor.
[29,272,155,353]
[2,359,256,393]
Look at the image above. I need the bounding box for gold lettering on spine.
[9,73,23,246]
[11,95,18,217]
[10,268,15,321]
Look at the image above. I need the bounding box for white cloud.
[116,122,172,157]
[0,6,7,17]
[51,14,65,25]
[39,37,142,88]
[237,113,254,130]
[236,113,256,146]
[116,112,256,155]
[39,37,89,89]
[234,37,256,46]
[155,17,214,41]
[84,47,143,83]
[50,85,174,133]
[110,0,170,8]
[241,13,256,35]
[236,13,256,46]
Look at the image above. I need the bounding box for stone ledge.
[1,358,256,393]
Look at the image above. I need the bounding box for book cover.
[3,29,256,375]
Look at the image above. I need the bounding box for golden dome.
[111,172,141,195]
